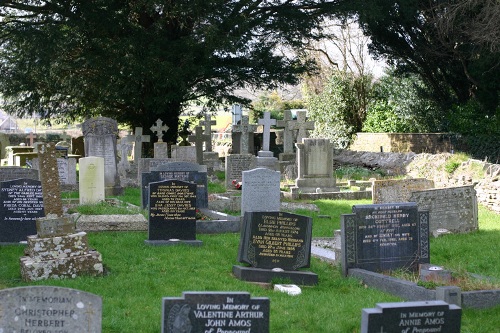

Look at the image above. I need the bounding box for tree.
[0,0,342,144]
[339,0,499,122]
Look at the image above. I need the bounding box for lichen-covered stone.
[25,231,89,260]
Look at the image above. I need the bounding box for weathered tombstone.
[145,179,202,246]
[0,178,44,244]
[162,292,269,333]
[20,214,104,281]
[132,126,151,161]
[341,202,430,276]
[241,168,281,216]
[82,117,122,194]
[372,178,435,204]
[224,154,255,189]
[293,138,337,194]
[117,137,133,176]
[37,143,63,216]
[141,162,208,209]
[361,300,461,333]
[150,118,170,159]
[188,125,211,165]
[200,114,216,152]
[79,156,105,204]
[0,286,102,332]
[276,110,295,155]
[255,111,278,170]
[409,185,478,235]
[0,166,39,182]
[234,211,317,285]
[231,115,257,154]
[288,110,314,144]
[171,145,197,163]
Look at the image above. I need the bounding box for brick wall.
[350,133,459,153]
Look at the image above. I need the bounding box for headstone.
[171,145,197,163]
[162,292,269,333]
[79,157,105,204]
[288,110,314,144]
[0,166,39,182]
[150,119,170,159]
[234,211,318,285]
[71,135,85,156]
[231,116,257,154]
[276,110,294,154]
[31,157,77,185]
[145,179,202,246]
[133,126,151,161]
[0,178,44,244]
[0,286,102,332]
[141,162,208,209]
[341,202,430,276]
[372,178,435,204]
[241,168,281,216]
[224,154,255,189]
[188,126,211,165]
[293,138,337,193]
[37,143,63,216]
[82,117,122,194]
[256,112,278,170]
[200,114,216,152]
[361,300,461,333]
[409,185,478,234]
[117,138,133,175]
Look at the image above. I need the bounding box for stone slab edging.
[348,268,500,309]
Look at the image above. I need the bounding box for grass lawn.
[1,194,499,332]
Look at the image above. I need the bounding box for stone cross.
[200,114,216,151]
[258,111,276,152]
[149,118,169,143]
[133,127,150,161]
[188,126,211,164]
[37,143,63,216]
[288,110,315,144]
[27,132,37,146]
[276,110,294,153]
[232,116,257,154]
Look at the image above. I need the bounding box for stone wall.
[350,133,458,154]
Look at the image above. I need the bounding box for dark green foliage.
[0,0,340,142]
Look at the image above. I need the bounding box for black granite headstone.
[0,178,44,244]
[141,162,208,209]
[162,292,269,333]
[233,211,317,285]
[146,179,200,244]
[361,300,461,333]
[341,202,430,276]
[238,211,312,270]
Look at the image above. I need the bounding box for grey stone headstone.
[0,178,44,244]
[0,166,39,182]
[341,202,430,276]
[241,168,280,216]
[31,157,77,185]
[225,154,255,189]
[0,286,102,333]
[162,292,269,333]
[361,300,461,333]
[372,178,435,204]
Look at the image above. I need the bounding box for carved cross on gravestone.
[200,114,216,151]
[188,126,211,164]
[232,115,257,154]
[27,132,37,146]
[276,110,294,154]
[288,110,315,144]
[38,143,63,216]
[133,127,150,161]
[258,111,276,152]
[150,119,169,143]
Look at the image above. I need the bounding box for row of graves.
[2,111,493,332]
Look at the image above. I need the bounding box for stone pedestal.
[232,266,318,285]
[255,150,279,170]
[20,229,103,282]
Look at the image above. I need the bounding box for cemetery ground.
[1,187,500,332]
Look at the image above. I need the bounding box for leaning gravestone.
[82,117,122,195]
[361,300,461,333]
[372,178,435,204]
[341,202,430,276]
[0,286,102,332]
[234,211,317,285]
[162,292,269,333]
[409,185,478,235]
[0,178,44,244]
[145,179,202,246]
[241,168,281,216]
[141,162,208,209]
